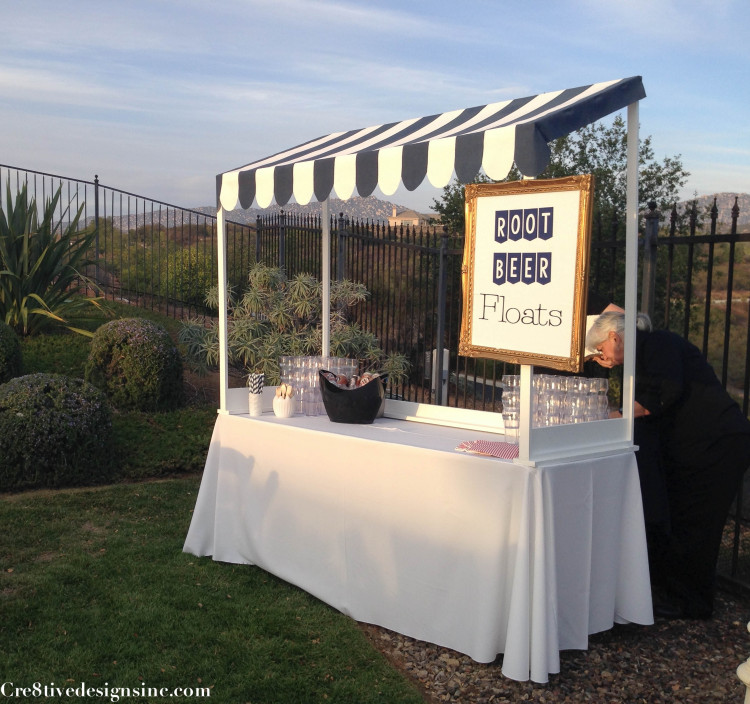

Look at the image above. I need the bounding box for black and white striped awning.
[218,76,645,210]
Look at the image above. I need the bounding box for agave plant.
[0,183,108,335]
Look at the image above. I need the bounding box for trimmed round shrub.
[85,318,184,411]
[0,373,113,491]
[0,320,22,383]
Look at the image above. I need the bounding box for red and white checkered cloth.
[455,440,519,459]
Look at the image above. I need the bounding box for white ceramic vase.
[248,393,263,417]
[273,396,295,418]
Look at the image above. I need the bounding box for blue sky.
[2,0,748,213]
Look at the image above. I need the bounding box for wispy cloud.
[573,0,747,47]
[0,64,141,110]
[235,0,476,41]
[1,0,748,208]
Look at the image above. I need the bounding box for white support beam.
[621,101,640,444]
[517,365,532,463]
[321,198,331,357]
[216,206,230,413]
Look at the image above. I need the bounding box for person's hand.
[592,354,616,369]
[634,400,651,417]
[610,402,651,418]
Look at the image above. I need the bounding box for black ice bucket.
[319,370,386,424]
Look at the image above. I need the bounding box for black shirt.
[635,329,750,464]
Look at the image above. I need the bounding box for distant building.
[387,206,436,228]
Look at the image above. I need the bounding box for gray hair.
[585,311,652,350]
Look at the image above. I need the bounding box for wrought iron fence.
[0,164,255,319]
[644,197,750,589]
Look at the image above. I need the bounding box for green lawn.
[0,479,424,703]
[2,303,425,703]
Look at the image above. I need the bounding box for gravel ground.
[360,589,750,703]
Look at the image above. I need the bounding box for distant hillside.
[194,196,435,226]
[671,192,750,231]
[93,196,435,233]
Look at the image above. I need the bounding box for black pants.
[647,433,750,617]
[634,421,670,529]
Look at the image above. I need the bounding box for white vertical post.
[622,102,639,441]
[518,364,533,462]
[216,206,230,414]
[518,174,535,463]
[321,198,331,357]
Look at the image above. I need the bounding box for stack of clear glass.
[279,356,360,416]
[501,373,610,442]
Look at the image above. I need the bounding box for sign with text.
[459,176,594,372]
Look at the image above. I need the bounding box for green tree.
[160,246,215,307]
[541,115,689,238]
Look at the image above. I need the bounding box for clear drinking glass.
[301,386,316,416]
[279,355,294,385]
[565,391,587,423]
[567,377,588,394]
[585,393,601,422]
[502,409,520,443]
[292,357,306,413]
[502,389,520,442]
[597,393,610,419]
[538,390,564,426]
[502,374,520,390]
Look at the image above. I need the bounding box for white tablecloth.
[184,412,653,683]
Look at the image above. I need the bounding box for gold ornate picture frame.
[459,175,594,373]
